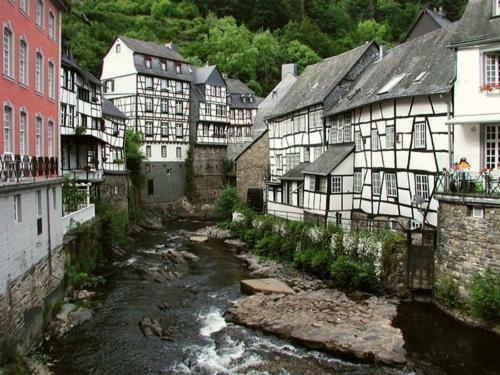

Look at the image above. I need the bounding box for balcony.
[0,154,59,185]
[63,168,104,182]
[435,170,500,205]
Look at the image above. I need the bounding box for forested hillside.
[64,0,467,95]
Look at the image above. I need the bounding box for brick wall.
[101,173,129,213]
[436,198,500,296]
[235,132,269,203]
[192,145,227,202]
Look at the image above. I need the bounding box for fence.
[0,154,58,183]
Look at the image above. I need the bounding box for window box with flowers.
[481,52,500,94]
[480,83,500,94]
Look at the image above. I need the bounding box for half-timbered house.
[101,37,191,203]
[266,42,380,219]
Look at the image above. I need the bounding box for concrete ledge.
[241,278,295,295]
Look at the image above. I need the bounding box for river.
[43,220,500,374]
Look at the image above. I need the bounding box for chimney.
[282,63,298,80]
[222,72,228,79]
[438,6,446,17]
[165,41,178,52]
[379,45,387,61]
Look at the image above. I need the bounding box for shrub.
[66,266,105,290]
[254,234,282,258]
[62,176,87,214]
[99,204,130,248]
[0,337,29,374]
[468,268,500,321]
[434,274,460,309]
[330,256,380,292]
[242,228,259,248]
[213,185,239,219]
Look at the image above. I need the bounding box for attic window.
[161,60,167,71]
[377,74,406,94]
[175,62,181,74]
[144,56,152,69]
[116,43,121,53]
[414,72,427,82]
[272,90,278,98]
[311,82,319,92]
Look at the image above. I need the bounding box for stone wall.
[101,173,129,213]
[235,132,269,203]
[436,197,500,297]
[141,161,186,204]
[192,145,227,203]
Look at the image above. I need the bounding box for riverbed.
[43,221,500,374]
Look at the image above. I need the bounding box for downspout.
[446,93,454,170]
[324,174,331,226]
[46,186,52,274]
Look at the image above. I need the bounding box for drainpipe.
[445,94,454,169]
[324,174,331,226]
[46,186,52,274]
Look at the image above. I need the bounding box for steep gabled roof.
[404,8,452,42]
[269,42,376,119]
[226,78,254,94]
[326,24,458,117]
[61,45,101,86]
[302,143,355,176]
[192,65,218,84]
[119,36,188,63]
[102,98,127,119]
[234,129,268,162]
[449,0,500,47]
[281,162,309,181]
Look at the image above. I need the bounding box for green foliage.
[222,159,235,186]
[330,256,380,292]
[293,247,332,278]
[124,130,145,223]
[435,274,460,309]
[468,268,500,321]
[0,337,28,374]
[254,233,283,258]
[31,352,49,366]
[213,185,239,219]
[66,265,105,290]
[62,176,88,214]
[98,203,130,248]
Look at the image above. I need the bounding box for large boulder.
[240,278,296,295]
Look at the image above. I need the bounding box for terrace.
[0,154,59,185]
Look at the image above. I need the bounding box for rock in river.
[226,289,406,366]
[241,278,295,295]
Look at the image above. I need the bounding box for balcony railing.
[435,170,500,197]
[0,154,58,184]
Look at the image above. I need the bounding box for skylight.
[377,74,406,94]
[414,71,427,82]
[311,82,319,92]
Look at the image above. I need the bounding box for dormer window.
[377,74,406,95]
[116,43,121,53]
[175,62,181,74]
[272,90,278,98]
[161,60,167,71]
[144,56,152,69]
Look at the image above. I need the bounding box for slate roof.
[226,78,254,94]
[301,143,355,176]
[253,73,298,135]
[425,8,452,28]
[281,162,309,181]
[133,55,193,82]
[192,66,218,84]
[119,36,187,63]
[269,42,376,119]
[449,0,500,47]
[325,24,458,117]
[102,98,127,119]
[61,50,101,86]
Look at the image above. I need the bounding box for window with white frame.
[35,52,43,93]
[413,121,426,148]
[161,145,167,157]
[175,123,183,139]
[176,147,181,158]
[145,121,153,136]
[160,60,166,70]
[386,126,395,149]
[175,81,182,93]
[14,194,22,223]
[3,26,13,78]
[309,176,315,191]
[354,171,362,193]
[145,145,152,158]
[48,120,54,156]
[415,174,429,200]
[48,61,55,99]
[4,105,13,153]
[309,111,322,130]
[484,52,500,86]
[19,39,27,85]
[115,43,121,53]
[485,124,500,169]
[386,173,397,197]
[355,132,362,151]
[145,76,153,90]
[175,101,182,114]
[20,0,29,14]
[35,116,42,155]
[160,122,168,137]
[160,79,168,91]
[144,57,152,68]
[20,111,27,154]
[329,114,351,144]
[36,0,44,28]
[161,99,168,114]
[175,62,181,74]
[145,97,153,112]
[48,11,55,39]
[372,172,381,195]
[276,154,282,170]
[313,147,323,161]
[371,129,379,150]
[331,176,342,193]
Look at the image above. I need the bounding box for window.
[471,207,484,218]
[63,68,74,91]
[144,56,152,69]
[496,0,500,16]
[175,101,182,115]
[161,122,168,137]
[48,11,55,39]
[386,173,397,197]
[77,87,90,102]
[145,97,153,112]
[19,39,27,85]
[68,105,74,127]
[216,105,223,117]
[35,52,43,93]
[166,168,172,175]
[3,105,13,153]
[14,195,22,223]
[331,176,342,193]
[386,126,394,149]
[484,53,500,85]
[485,124,500,169]
[161,145,167,157]
[309,176,315,191]
[48,120,54,156]
[145,145,152,157]
[36,116,42,155]
[161,99,168,114]
[276,155,282,170]
[329,114,351,144]
[176,147,181,158]
[313,147,323,161]
[36,0,44,28]
[202,124,209,137]
[175,81,182,93]
[20,0,29,14]
[355,132,363,151]
[3,26,13,78]
[161,60,167,71]
[317,177,327,193]
[115,43,121,53]
[48,61,55,99]
[20,111,27,154]
[160,79,168,91]
[145,121,153,136]
[147,179,154,195]
[415,174,429,200]
[175,62,181,74]
[36,190,42,217]
[145,76,153,90]
[413,121,426,148]
[378,74,406,94]
[309,111,322,130]
[175,123,183,139]
[371,129,379,150]
[105,79,114,93]
[285,153,300,172]
[372,172,381,195]
[354,171,362,193]
[80,113,87,128]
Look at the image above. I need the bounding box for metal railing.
[0,154,58,184]
[435,170,500,197]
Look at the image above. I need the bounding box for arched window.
[35,51,43,93]
[3,26,13,78]
[19,39,28,85]
[3,104,14,153]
